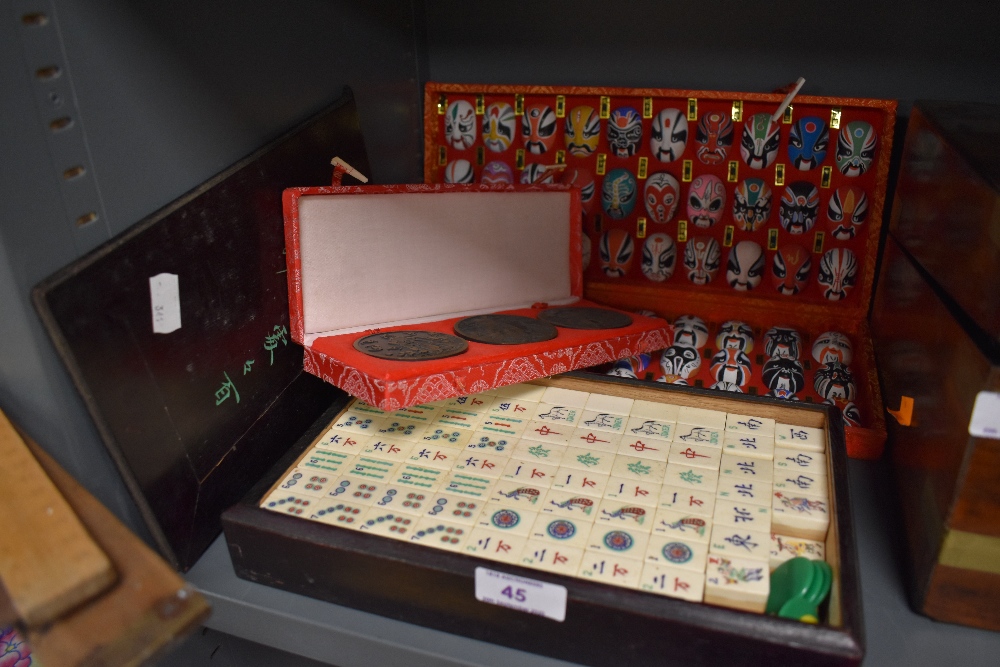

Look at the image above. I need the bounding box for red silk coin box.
[423,83,898,460]
[282,183,671,409]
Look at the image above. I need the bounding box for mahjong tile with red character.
[773,471,828,499]
[561,447,616,475]
[657,484,715,517]
[540,489,599,519]
[770,533,826,571]
[343,455,400,483]
[774,424,826,452]
[361,438,414,463]
[725,413,776,438]
[611,456,667,482]
[672,424,722,447]
[451,451,509,478]
[441,472,496,500]
[668,443,723,470]
[586,524,650,559]
[408,518,470,552]
[773,447,826,477]
[722,434,775,460]
[299,448,355,477]
[771,491,830,541]
[533,403,582,427]
[260,490,315,517]
[623,416,674,442]
[349,400,389,418]
[616,434,669,462]
[713,502,772,532]
[424,493,485,525]
[490,481,546,508]
[390,403,441,424]
[494,383,547,402]
[433,408,485,431]
[716,477,772,507]
[652,508,712,542]
[357,508,416,540]
[374,419,427,442]
[466,432,516,456]
[704,554,770,613]
[566,428,619,452]
[520,421,574,445]
[719,454,774,483]
[479,414,530,437]
[665,464,720,492]
[550,467,610,497]
[500,458,560,488]
[308,499,367,528]
[645,534,709,572]
[584,393,634,415]
[578,554,643,588]
[520,539,585,575]
[314,430,371,455]
[604,476,661,508]
[511,440,568,466]
[275,469,335,497]
[420,427,473,448]
[464,528,529,564]
[324,477,386,506]
[529,514,592,548]
[709,525,771,562]
[595,499,655,532]
[639,562,705,601]
[478,504,538,537]
[406,444,462,471]
[577,410,628,434]
[487,395,538,419]
[331,412,385,434]
[392,462,448,490]
[677,406,727,429]
[442,393,494,412]
[631,400,680,422]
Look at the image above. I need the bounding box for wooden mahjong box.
[423,83,898,461]
[221,373,863,666]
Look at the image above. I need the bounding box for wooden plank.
[20,431,211,667]
[0,410,116,627]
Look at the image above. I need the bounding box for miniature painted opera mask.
[841,401,862,427]
[599,229,634,277]
[520,162,557,184]
[644,172,680,223]
[787,116,829,171]
[521,105,558,154]
[763,326,802,360]
[641,233,676,282]
[827,186,869,240]
[444,159,474,184]
[581,234,592,271]
[716,320,754,352]
[601,168,638,219]
[732,178,772,231]
[560,167,596,212]
[695,111,734,165]
[445,100,477,150]
[673,315,709,349]
[607,106,643,158]
[710,348,752,386]
[482,102,516,153]
[814,362,857,402]
[607,353,650,379]
[683,236,721,285]
[660,345,701,379]
[762,358,806,399]
[836,121,876,176]
[650,108,688,163]
[726,241,765,291]
[779,182,819,234]
[740,113,781,169]
[710,381,744,393]
[817,248,858,301]
[480,160,513,184]
[565,105,600,157]
[811,331,853,365]
[686,174,726,228]
[771,244,812,296]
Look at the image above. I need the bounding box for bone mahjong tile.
[772,471,829,499]
[668,442,723,471]
[639,562,705,601]
[307,498,367,528]
[664,464,720,493]
[623,416,675,442]
[645,533,710,572]
[441,393,494,412]
[391,463,448,493]
[299,448,356,477]
[610,456,667,482]
[550,467,611,497]
[487,396,538,420]
[260,490,316,517]
[540,488,600,519]
[493,383,547,402]
[771,491,831,541]
[519,421,574,446]
[440,472,496,500]
[433,407,486,431]
[708,525,772,562]
[724,413,776,438]
[769,533,827,571]
[356,507,417,540]
[595,498,656,532]
[774,424,826,452]
[420,427,473,448]
[704,554,770,613]
[465,432,517,457]
[616,433,670,462]
[323,477,389,507]
[403,445,460,471]
[314,429,371,455]
[657,484,716,517]
[651,508,712,543]
[273,470,334,499]
[630,400,681,423]
[479,414,531,437]
[489,480,547,509]
[408,517,470,552]
[463,527,529,564]
[677,406,728,430]
[584,393,634,416]
[500,458,561,488]
[773,447,827,477]
[450,451,511,479]
[330,412,385,435]
[423,492,486,525]
[671,424,723,448]
[477,503,539,537]
[604,476,662,508]
[584,524,650,562]
[361,437,415,463]
[715,477,773,507]
[577,410,628,434]
[529,513,592,548]
[511,440,569,467]
[348,399,389,418]
[368,486,434,516]
[578,554,644,589]
[722,433,775,460]
[719,454,774,483]
[343,455,401,483]
[389,403,442,424]
[566,428,620,453]
[712,501,772,533]
[560,447,617,475]
[532,403,583,427]
[520,539,585,576]
[540,386,591,408]
[373,419,428,442]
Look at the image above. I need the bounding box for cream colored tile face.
[262,382,836,615]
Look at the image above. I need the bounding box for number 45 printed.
[474,567,567,622]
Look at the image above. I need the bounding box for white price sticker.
[969,391,1000,440]
[149,273,181,334]
[474,567,567,622]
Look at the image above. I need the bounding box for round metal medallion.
[453,314,558,345]
[537,307,634,330]
[353,330,468,361]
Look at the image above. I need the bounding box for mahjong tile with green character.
[665,464,720,492]
[511,440,568,466]
[561,447,616,475]
[610,456,667,482]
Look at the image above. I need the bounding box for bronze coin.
[453,314,559,345]
[353,330,468,361]
[537,307,634,330]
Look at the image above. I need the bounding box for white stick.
[330,157,369,183]
[771,77,806,124]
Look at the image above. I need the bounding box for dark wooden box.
[222,373,864,667]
